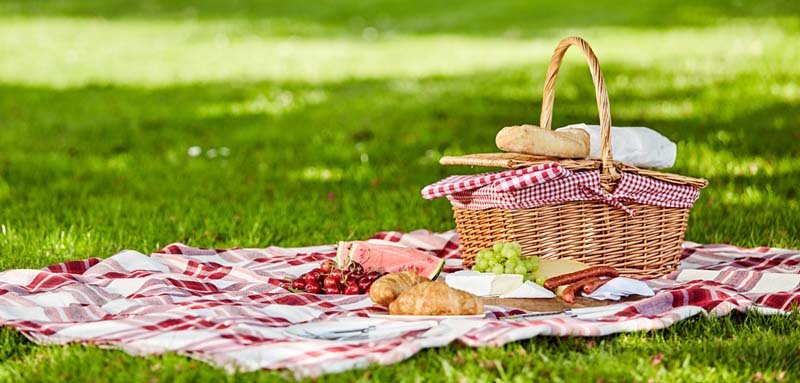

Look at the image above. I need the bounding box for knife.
[501,303,629,321]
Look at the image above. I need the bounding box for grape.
[521,258,532,270]
[527,256,540,272]
[534,274,547,286]
[475,244,538,279]
[500,246,519,259]
[522,272,532,281]
[504,257,519,269]
[490,264,504,274]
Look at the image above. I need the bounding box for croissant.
[388,281,484,316]
[369,271,429,306]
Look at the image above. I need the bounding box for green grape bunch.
[471,242,540,281]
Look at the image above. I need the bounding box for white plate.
[283,318,436,342]
[367,312,487,321]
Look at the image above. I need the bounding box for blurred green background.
[0,1,798,381]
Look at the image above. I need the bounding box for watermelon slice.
[335,241,445,280]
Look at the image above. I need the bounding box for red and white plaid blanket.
[0,230,798,377]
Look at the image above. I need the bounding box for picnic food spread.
[288,237,638,314]
[319,238,647,310]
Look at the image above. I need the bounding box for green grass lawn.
[1,0,799,381]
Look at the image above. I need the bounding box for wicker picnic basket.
[439,37,708,278]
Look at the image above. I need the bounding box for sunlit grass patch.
[0,16,797,87]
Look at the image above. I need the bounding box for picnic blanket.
[0,230,798,377]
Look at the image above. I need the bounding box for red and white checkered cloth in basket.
[0,230,797,377]
[421,163,566,199]
[431,166,700,215]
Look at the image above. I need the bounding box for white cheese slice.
[490,274,524,295]
[445,271,523,296]
[499,281,556,298]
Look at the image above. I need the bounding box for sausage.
[543,266,619,290]
[560,277,599,303]
[582,278,612,294]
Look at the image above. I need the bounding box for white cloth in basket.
[556,123,677,169]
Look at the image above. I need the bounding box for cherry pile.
[283,259,386,295]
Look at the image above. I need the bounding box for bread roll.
[369,271,429,306]
[495,124,590,159]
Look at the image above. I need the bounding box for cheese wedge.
[535,259,590,281]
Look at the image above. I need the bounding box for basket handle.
[539,36,619,184]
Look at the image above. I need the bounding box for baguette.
[495,124,589,159]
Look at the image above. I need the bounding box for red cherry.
[348,272,364,283]
[344,283,360,295]
[304,269,322,282]
[323,276,339,289]
[357,277,372,293]
[320,259,337,273]
[365,271,382,280]
[347,262,364,274]
[291,279,306,290]
[324,285,341,295]
[304,281,321,294]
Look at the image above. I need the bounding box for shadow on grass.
[0,62,798,251]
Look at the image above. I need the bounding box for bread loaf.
[495,124,590,159]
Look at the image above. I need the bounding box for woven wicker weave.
[442,37,707,278]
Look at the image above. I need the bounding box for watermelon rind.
[335,241,351,268]
[427,258,445,280]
